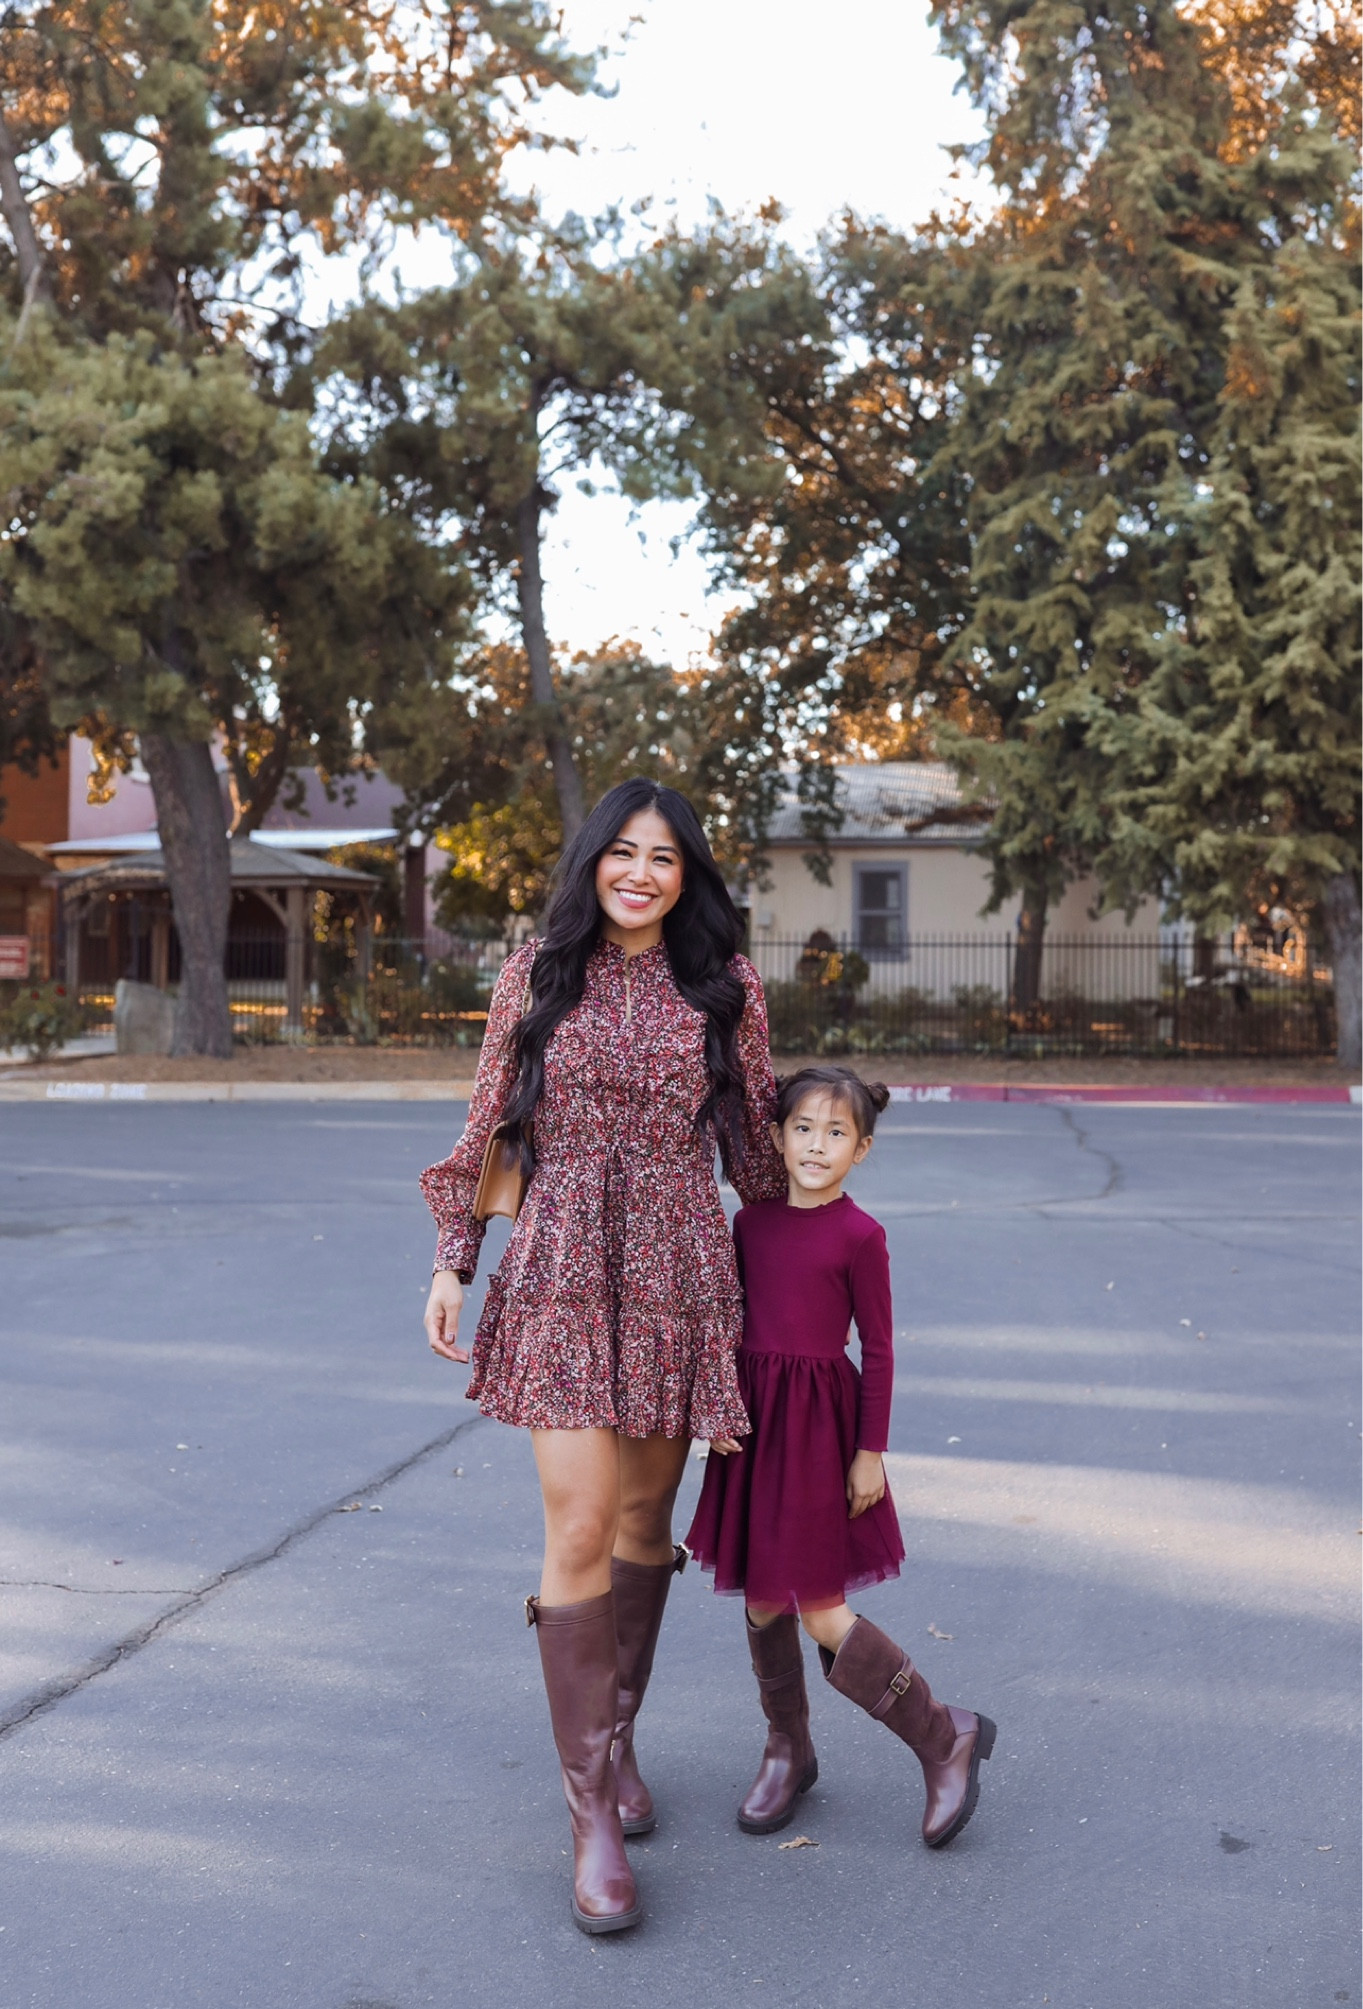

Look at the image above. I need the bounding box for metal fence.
[74,932,504,1047]
[746,933,1335,1059]
[67,927,1336,1058]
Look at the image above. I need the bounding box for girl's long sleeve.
[730,954,787,1207]
[419,940,536,1281]
[849,1224,894,1454]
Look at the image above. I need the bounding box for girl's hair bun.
[773,1063,891,1140]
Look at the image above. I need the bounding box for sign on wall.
[0,935,31,979]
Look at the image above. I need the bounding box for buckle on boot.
[672,1545,689,1575]
[889,1668,913,1697]
[524,1594,540,1627]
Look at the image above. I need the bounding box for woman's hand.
[425,1270,468,1363]
[707,1436,743,1456]
[846,1449,886,1520]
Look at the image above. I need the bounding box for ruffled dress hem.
[466,1277,751,1440]
[683,1348,905,1607]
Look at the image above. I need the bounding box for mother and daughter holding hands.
[421,779,995,1935]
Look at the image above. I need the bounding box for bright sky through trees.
[510,0,986,664]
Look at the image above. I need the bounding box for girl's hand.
[847,1449,885,1519]
[425,1270,468,1363]
[708,1436,743,1456]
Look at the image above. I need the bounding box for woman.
[420,778,784,1936]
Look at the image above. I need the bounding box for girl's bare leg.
[798,1602,858,1652]
[532,1428,621,1604]
[614,1432,690,1566]
[745,1600,856,1654]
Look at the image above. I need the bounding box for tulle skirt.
[685,1349,905,1612]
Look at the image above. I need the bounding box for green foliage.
[1088,224,1361,929]
[927,0,1360,940]
[0,332,462,780]
[0,977,86,1058]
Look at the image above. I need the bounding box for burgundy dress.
[685,1194,905,1611]
[419,937,785,1440]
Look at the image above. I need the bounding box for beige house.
[749,763,1164,1001]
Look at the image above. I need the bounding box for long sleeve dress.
[685,1193,906,1611]
[419,936,786,1440]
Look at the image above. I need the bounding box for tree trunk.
[0,107,52,339]
[1322,870,1361,1071]
[515,485,585,844]
[140,732,233,1058]
[1012,881,1048,1013]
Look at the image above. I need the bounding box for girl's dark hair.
[774,1065,891,1141]
[499,778,750,1174]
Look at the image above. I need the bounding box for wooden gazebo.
[60,838,378,1038]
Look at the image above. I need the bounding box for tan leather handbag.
[472,959,535,1223]
[472,1128,527,1223]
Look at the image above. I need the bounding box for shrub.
[0,981,88,1061]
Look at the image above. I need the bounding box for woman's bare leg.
[532,1428,621,1604]
[614,1433,691,1566]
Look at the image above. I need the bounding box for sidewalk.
[0,1042,1356,1104]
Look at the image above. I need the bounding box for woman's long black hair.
[499,778,750,1175]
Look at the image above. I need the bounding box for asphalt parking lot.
[0,1099,1357,2009]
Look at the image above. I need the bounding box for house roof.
[59,838,379,902]
[767,763,992,847]
[0,834,53,881]
[46,825,399,859]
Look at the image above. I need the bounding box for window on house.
[855,865,906,955]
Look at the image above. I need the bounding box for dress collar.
[594,934,669,971]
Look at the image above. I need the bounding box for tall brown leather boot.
[611,1545,686,1837]
[528,1592,643,1934]
[820,1615,996,1848]
[737,1612,819,1834]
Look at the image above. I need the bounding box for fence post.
[284,885,307,1040]
[1171,938,1182,1056]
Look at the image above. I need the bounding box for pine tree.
[1089,142,1361,1061]
[0,2,585,1052]
[927,0,1359,1017]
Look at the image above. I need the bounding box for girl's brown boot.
[610,1546,686,1836]
[737,1612,819,1834]
[820,1615,995,1847]
[528,1592,643,1934]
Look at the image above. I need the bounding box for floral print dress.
[419,937,786,1440]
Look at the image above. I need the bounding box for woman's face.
[595,808,684,949]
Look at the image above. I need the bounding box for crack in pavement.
[1055,1106,1123,1200]
[0,1412,488,1746]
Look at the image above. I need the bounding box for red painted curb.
[887,1083,1360,1106]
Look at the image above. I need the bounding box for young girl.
[686,1063,996,1849]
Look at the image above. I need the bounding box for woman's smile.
[595,807,685,947]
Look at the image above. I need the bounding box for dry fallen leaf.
[337,1502,362,1514]
[1317,1844,1333,1852]
[1179,1318,1192,1327]
[368,1503,383,1512]
[928,1622,954,1642]
[777,1835,818,1850]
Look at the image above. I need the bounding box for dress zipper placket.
[623,958,632,1024]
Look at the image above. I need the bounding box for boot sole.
[925,1714,996,1850]
[571,1897,644,1935]
[736,1758,819,1835]
[621,1812,657,1838]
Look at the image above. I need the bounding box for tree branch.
[0,105,51,340]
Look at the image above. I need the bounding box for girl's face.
[595,808,684,949]
[772,1090,872,1206]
